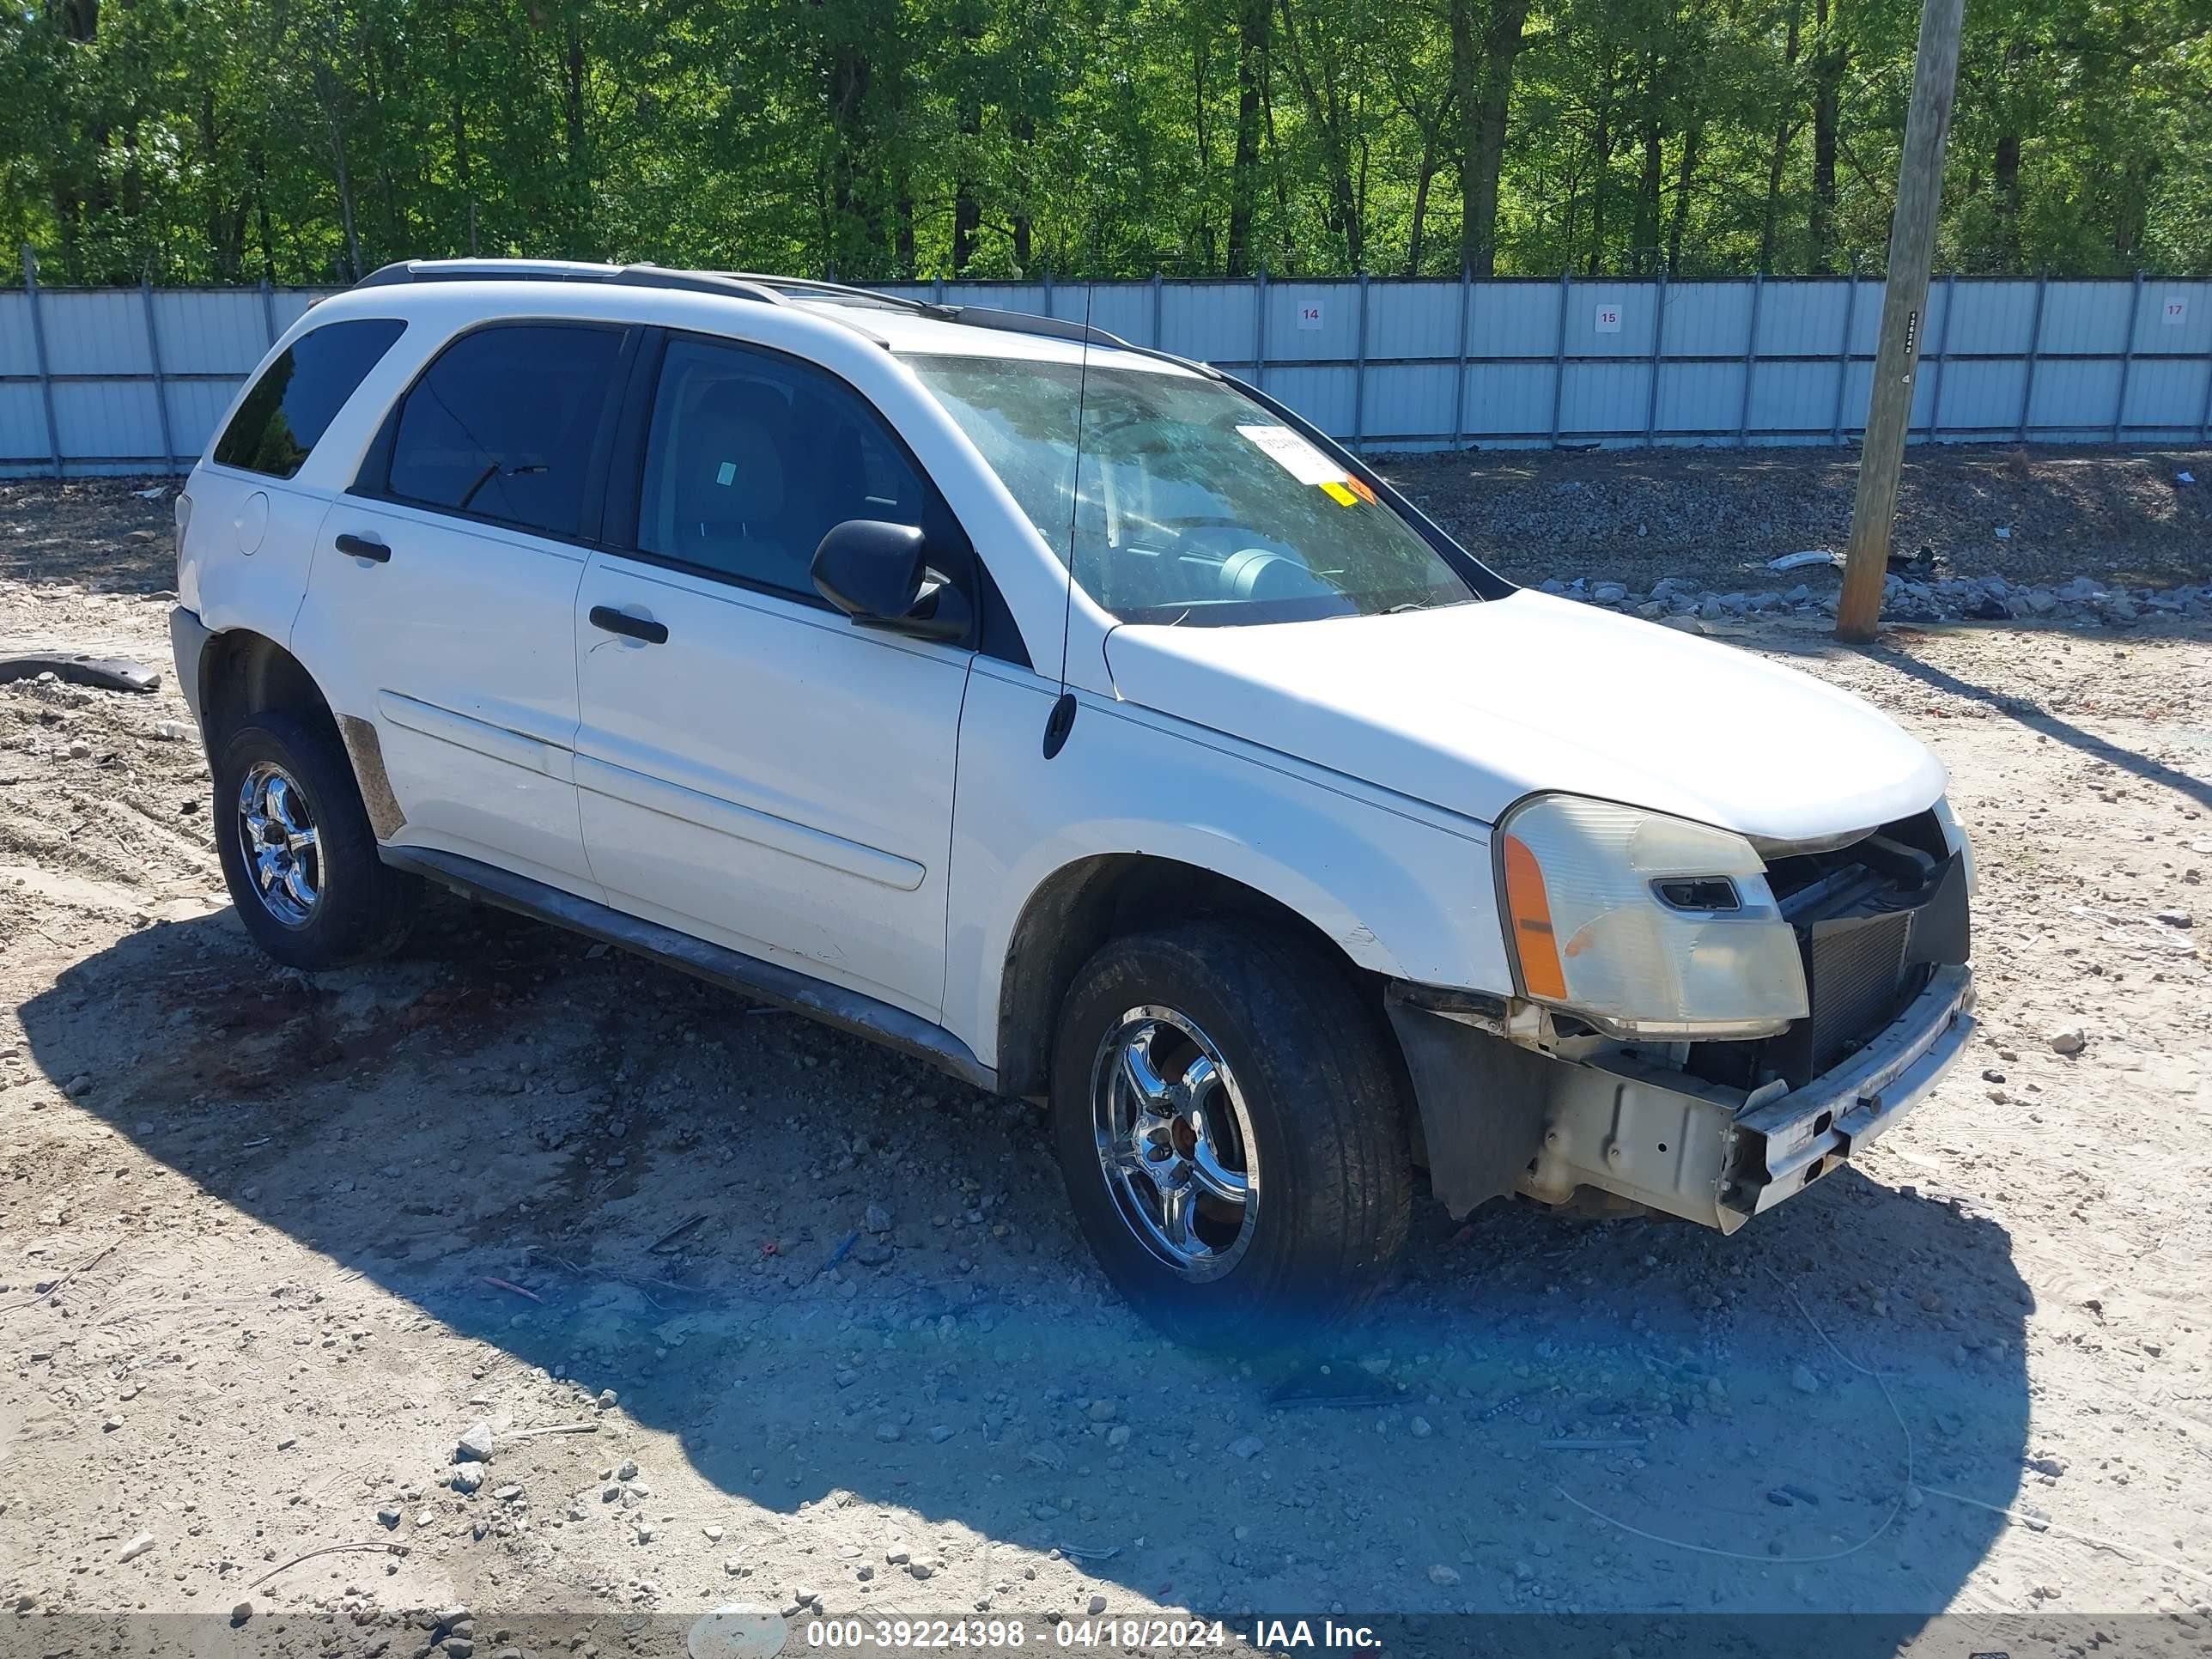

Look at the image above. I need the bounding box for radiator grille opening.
[1804,913,1913,1074]
[1686,807,1967,1094]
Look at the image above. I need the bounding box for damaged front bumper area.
[1522,963,1976,1231]
[1389,963,1976,1232]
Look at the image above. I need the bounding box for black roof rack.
[347,258,1213,374]
[355,258,793,307]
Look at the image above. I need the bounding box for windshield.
[905,355,1480,626]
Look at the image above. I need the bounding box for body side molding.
[380,845,996,1092]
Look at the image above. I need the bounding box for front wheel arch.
[995,854,1401,1101]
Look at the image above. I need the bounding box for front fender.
[944,666,1513,1070]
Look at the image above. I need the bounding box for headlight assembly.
[1496,793,1808,1040]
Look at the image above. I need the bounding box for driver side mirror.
[811,520,973,645]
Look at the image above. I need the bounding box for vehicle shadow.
[17,897,2030,1648]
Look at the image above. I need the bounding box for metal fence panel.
[2030,358,2123,434]
[1158,283,1255,367]
[1653,361,1736,434]
[166,379,243,453]
[1465,283,1559,358]
[1665,281,1753,356]
[1559,361,1648,436]
[2128,357,2212,433]
[0,384,45,459]
[1745,360,1832,434]
[2040,280,2132,355]
[53,380,163,460]
[1364,362,1455,440]
[0,291,37,377]
[1755,282,1844,357]
[40,289,143,375]
[152,289,275,374]
[1366,281,1458,363]
[1940,359,2032,434]
[5,270,2209,476]
[1460,362,1553,437]
[1261,363,1358,435]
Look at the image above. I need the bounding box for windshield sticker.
[1236,423,1346,487]
[1319,481,1359,507]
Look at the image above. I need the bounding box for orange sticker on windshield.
[1320,481,1359,507]
[1346,477,1377,505]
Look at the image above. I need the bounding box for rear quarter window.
[213,318,406,479]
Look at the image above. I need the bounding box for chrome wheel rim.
[235,760,322,928]
[1091,1006,1259,1280]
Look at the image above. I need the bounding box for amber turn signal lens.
[1502,831,1567,1001]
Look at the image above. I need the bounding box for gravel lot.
[2,459,2209,1657]
[1389,441,2212,593]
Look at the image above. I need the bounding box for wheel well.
[994,854,1391,1100]
[200,630,337,746]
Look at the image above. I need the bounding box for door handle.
[589,605,669,645]
[335,532,390,563]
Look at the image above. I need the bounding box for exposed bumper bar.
[1518,964,1975,1231]
[1718,963,1976,1227]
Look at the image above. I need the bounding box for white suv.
[170,259,1976,1342]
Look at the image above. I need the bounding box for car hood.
[1102,591,1947,842]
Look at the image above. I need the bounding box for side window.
[212,318,405,479]
[384,323,623,538]
[635,337,930,596]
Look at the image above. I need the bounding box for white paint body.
[177,270,1951,1074]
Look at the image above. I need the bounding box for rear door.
[296,320,629,893]
[571,332,975,1019]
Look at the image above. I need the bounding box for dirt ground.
[2,463,2210,1658]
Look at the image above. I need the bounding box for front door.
[572,333,973,1019]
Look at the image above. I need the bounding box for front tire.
[212,709,413,969]
[1049,921,1413,1347]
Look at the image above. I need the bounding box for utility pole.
[1834,0,1966,642]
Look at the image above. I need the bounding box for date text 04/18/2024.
[799,1618,1382,1650]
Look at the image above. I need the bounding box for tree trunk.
[826,41,878,270]
[1635,113,1662,275]
[563,15,591,244]
[1757,0,1802,273]
[1993,131,2021,269]
[1588,57,1614,273]
[1667,122,1700,273]
[251,143,277,284]
[951,103,981,274]
[1226,0,1267,276]
[1809,0,1844,273]
[1276,0,1362,269]
[1011,110,1034,271]
[894,177,916,276]
[1454,0,1531,277]
[2112,151,2159,264]
[1190,23,1215,270]
[313,62,364,281]
[1407,132,1439,274]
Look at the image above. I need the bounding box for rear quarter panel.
[179,464,333,648]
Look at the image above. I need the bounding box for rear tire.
[1049,921,1413,1347]
[212,708,414,969]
